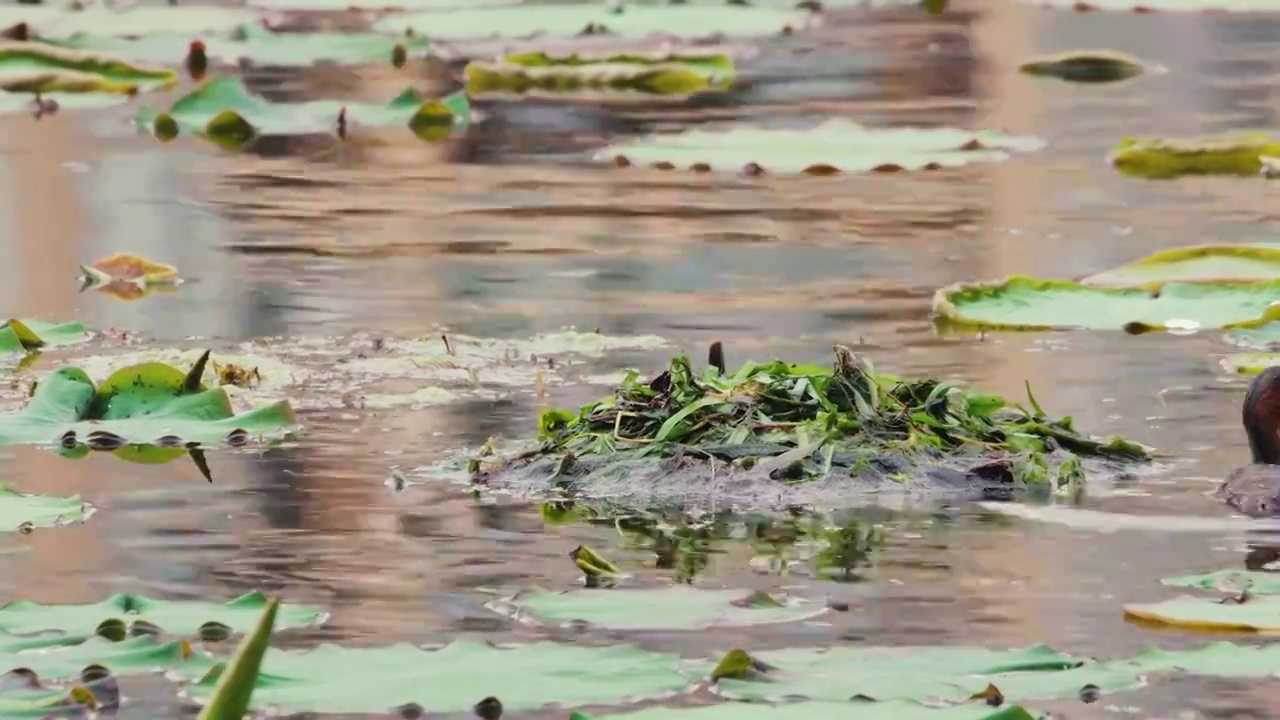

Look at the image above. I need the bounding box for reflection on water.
[3,0,1280,716]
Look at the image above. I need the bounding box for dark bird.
[1216,366,1280,516]
[186,40,208,80]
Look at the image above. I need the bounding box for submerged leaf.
[594,120,1045,175]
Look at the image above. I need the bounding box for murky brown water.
[3,1,1280,717]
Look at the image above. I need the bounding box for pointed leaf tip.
[185,350,211,393]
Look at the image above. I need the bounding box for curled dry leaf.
[79,253,181,300]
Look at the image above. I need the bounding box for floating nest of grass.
[470,344,1151,505]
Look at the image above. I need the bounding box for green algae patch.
[571,703,1039,720]
[594,120,1045,175]
[470,344,1149,503]
[0,41,175,94]
[1019,49,1150,83]
[0,351,296,450]
[465,60,729,99]
[1110,134,1280,179]
[1162,569,1280,594]
[1124,595,1280,632]
[0,487,93,533]
[54,26,432,70]
[490,587,825,630]
[0,591,324,637]
[932,275,1280,332]
[0,319,86,354]
[374,5,813,39]
[175,641,691,714]
[1083,244,1280,286]
[136,77,470,149]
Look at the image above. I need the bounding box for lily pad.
[932,275,1280,332]
[593,120,1045,175]
[1227,321,1280,350]
[1123,594,1280,631]
[0,487,93,533]
[373,5,813,40]
[1034,0,1280,10]
[491,587,826,630]
[0,592,324,637]
[247,0,515,11]
[174,641,691,714]
[1110,134,1280,180]
[137,76,470,149]
[0,320,86,354]
[1082,245,1280,286]
[54,26,432,69]
[465,60,729,99]
[691,644,1143,703]
[1162,569,1280,594]
[0,636,190,680]
[2,7,264,41]
[0,353,297,449]
[0,41,174,94]
[1019,50,1150,83]
[572,701,1038,720]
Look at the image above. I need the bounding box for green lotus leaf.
[1,6,261,40]
[687,644,1145,702]
[52,26,432,69]
[174,641,691,714]
[0,319,86,354]
[1124,594,1280,631]
[0,592,324,637]
[465,60,725,98]
[593,120,1045,175]
[373,5,812,40]
[0,635,191,680]
[0,354,296,448]
[135,76,469,148]
[1110,134,1280,179]
[504,49,734,75]
[0,671,98,718]
[1019,49,1150,83]
[0,486,93,532]
[1083,244,1280,286]
[1162,569,1280,594]
[1226,320,1280,350]
[490,587,826,630]
[571,701,1039,720]
[932,275,1280,332]
[1033,0,1280,10]
[247,0,515,11]
[0,41,174,95]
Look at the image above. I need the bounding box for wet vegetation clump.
[473,344,1151,502]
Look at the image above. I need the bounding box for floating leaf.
[373,5,813,40]
[0,486,93,533]
[79,253,180,299]
[136,76,469,148]
[932,275,1280,332]
[54,26,432,69]
[688,644,1152,703]
[491,587,826,630]
[1123,594,1280,631]
[0,319,86,354]
[175,641,690,714]
[570,701,1038,720]
[1082,244,1280,286]
[0,41,174,94]
[1032,0,1280,11]
[0,670,99,719]
[1221,352,1280,375]
[0,592,323,637]
[247,0,516,11]
[1019,49,1150,83]
[1162,569,1280,594]
[504,49,734,75]
[2,6,262,40]
[1227,321,1280,350]
[198,596,277,720]
[0,354,296,449]
[593,120,1045,175]
[465,61,728,99]
[0,635,190,680]
[1110,134,1280,179]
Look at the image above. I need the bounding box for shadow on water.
[4,0,1280,716]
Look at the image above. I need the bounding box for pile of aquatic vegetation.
[1018,49,1152,83]
[136,77,471,149]
[465,49,735,99]
[468,343,1149,505]
[593,120,1046,175]
[933,243,1280,333]
[1109,133,1280,180]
